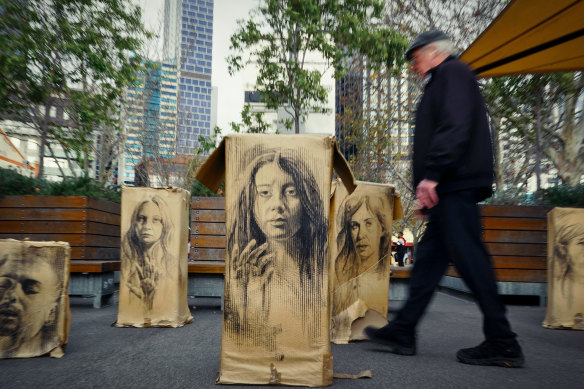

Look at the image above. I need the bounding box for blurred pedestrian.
[365,29,524,368]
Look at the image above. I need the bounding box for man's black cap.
[405,29,450,60]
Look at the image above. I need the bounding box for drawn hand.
[232,240,274,285]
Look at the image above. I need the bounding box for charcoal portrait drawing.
[0,245,66,358]
[548,208,584,327]
[331,191,392,339]
[121,196,174,312]
[225,149,328,351]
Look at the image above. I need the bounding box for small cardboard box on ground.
[0,239,71,359]
[329,181,402,344]
[116,187,193,328]
[543,207,584,330]
[196,134,355,387]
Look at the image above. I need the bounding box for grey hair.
[428,39,456,56]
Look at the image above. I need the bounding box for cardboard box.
[0,239,71,359]
[329,181,402,344]
[196,134,355,387]
[543,207,584,330]
[116,187,193,327]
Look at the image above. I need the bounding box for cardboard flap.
[393,191,404,221]
[195,138,226,193]
[332,141,356,195]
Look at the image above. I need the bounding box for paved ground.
[1,290,583,389]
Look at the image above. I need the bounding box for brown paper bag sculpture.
[116,187,193,327]
[330,182,401,344]
[196,134,355,387]
[0,239,71,359]
[543,207,584,330]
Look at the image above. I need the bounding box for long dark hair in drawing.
[122,196,174,309]
[335,192,391,283]
[225,149,328,347]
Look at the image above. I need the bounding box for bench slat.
[70,260,120,272]
[188,261,225,274]
[480,205,551,218]
[191,197,225,210]
[490,256,547,269]
[71,247,119,260]
[191,222,226,235]
[482,230,546,244]
[191,209,225,222]
[192,235,226,248]
[485,243,546,257]
[0,233,120,248]
[482,218,547,231]
[0,195,89,208]
[191,248,226,261]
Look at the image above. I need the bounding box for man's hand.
[416,179,439,219]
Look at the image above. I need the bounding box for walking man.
[365,30,524,367]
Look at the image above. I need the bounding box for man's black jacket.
[413,56,494,201]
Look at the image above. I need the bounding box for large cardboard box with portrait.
[116,187,193,328]
[0,239,71,359]
[196,134,355,387]
[543,207,584,330]
[329,180,402,344]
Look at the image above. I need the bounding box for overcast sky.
[134,0,260,131]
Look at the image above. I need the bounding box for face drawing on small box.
[552,209,584,303]
[123,195,174,310]
[0,247,64,358]
[335,192,391,284]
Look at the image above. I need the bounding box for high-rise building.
[119,59,179,185]
[163,0,214,155]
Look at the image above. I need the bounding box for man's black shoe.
[456,340,525,367]
[364,326,416,356]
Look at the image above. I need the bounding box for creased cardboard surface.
[543,207,584,330]
[116,187,193,328]
[0,239,71,359]
[214,134,342,386]
[330,181,399,344]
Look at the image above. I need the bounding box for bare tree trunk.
[37,102,52,179]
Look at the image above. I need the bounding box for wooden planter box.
[440,204,551,305]
[0,195,121,307]
[189,196,226,306]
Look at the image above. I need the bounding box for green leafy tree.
[227,0,407,134]
[0,0,151,178]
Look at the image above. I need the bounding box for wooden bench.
[439,204,550,306]
[0,195,121,308]
[189,196,226,306]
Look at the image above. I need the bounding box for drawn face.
[0,258,59,340]
[566,233,584,274]
[136,202,163,245]
[350,204,382,261]
[253,162,303,241]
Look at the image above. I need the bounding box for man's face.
[350,204,383,261]
[0,256,60,340]
[253,162,303,241]
[410,45,435,76]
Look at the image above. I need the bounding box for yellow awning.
[460,0,584,78]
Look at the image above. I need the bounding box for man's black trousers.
[390,190,517,344]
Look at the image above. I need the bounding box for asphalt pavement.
[1,289,583,389]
